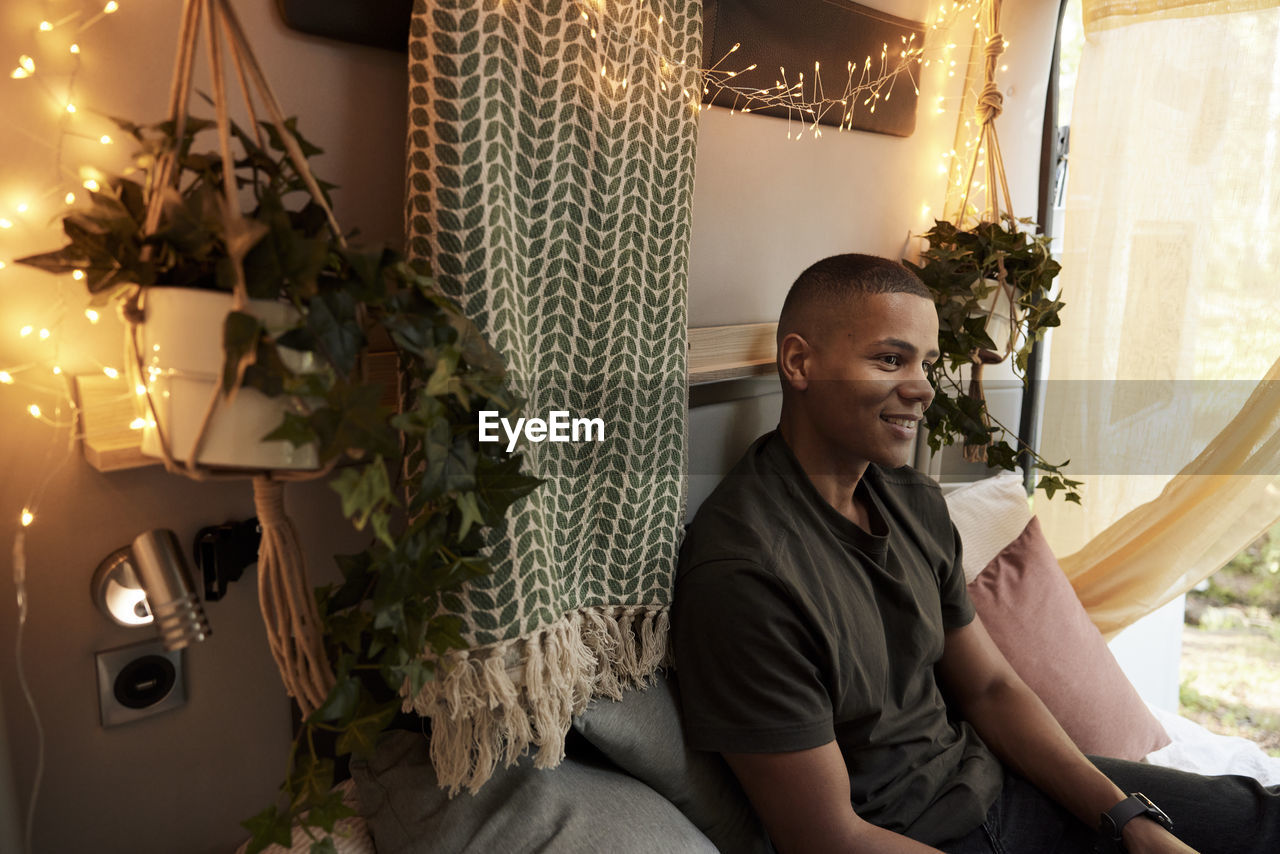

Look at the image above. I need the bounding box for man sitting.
[671,254,1279,853]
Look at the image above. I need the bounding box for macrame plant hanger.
[125,0,346,715]
[954,0,1020,463]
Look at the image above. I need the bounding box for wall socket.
[95,638,186,728]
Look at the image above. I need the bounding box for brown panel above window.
[702,0,924,137]
[275,0,413,52]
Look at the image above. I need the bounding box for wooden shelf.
[71,374,157,472]
[72,349,403,474]
[688,322,778,385]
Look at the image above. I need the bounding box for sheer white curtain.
[1037,0,1280,636]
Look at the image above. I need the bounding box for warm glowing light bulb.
[65,192,76,205]
[27,404,41,419]
[16,203,29,214]
[85,309,100,323]
[38,328,50,339]
[72,269,85,281]
[104,1,120,12]
[52,365,62,375]
[0,372,12,384]
[0,261,6,270]
[102,366,119,379]
[20,509,34,527]
[19,325,33,337]
[99,135,112,145]
[18,55,34,73]
[83,179,100,191]
[0,219,13,229]
[65,103,77,114]
[135,384,146,396]
[69,43,80,55]
[129,417,147,430]
[39,21,53,32]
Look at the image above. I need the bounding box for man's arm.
[937,615,1197,854]
[723,742,944,854]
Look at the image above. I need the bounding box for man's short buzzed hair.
[778,254,931,343]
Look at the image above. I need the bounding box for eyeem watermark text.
[478,411,605,452]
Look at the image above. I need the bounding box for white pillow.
[943,472,1032,583]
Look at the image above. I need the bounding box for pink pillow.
[966,517,1171,760]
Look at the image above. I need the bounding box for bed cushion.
[966,516,1171,760]
[944,471,1033,583]
[572,673,773,853]
[352,729,718,854]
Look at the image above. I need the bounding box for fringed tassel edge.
[402,604,671,796]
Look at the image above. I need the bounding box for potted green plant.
[904,216,1081,502]
[18,114,542,850]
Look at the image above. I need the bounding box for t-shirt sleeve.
[938,521,976,630]
[671,559,835,754]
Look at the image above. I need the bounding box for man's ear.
[778,332,813,391]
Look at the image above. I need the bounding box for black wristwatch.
[1099,793,1174,845]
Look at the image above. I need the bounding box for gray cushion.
[572,673,773,854]
[352,729,718,854]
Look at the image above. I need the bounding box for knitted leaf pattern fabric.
[405,0,700,792]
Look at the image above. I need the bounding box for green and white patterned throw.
[406,0,701,793]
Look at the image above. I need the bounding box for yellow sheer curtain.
[1037,0,1280,637]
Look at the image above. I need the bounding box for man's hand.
[722,742,945,854]
[937,616,1132,826]
[1120,815,1200,854]
[938,618,1201,854]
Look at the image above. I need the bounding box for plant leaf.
[222,311,261,398]
[335,703,397,760]
[455,491,485,540]
[241,806,294,853]
[330,459,396,538]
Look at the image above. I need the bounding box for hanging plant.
[905,216,1079,502]
[21,108,542,851]
[18,0,542,847]
[902,0,1080,503]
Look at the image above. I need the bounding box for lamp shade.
[130,529,211,650]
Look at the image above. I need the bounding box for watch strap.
[1101,796,1151,840]
[1100,793,1174,842]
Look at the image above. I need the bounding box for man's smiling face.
[801,291,939,472]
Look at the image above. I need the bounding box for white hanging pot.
[136,287,319,470]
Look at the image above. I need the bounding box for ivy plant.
[19,115,541,851]
[905,217,1082,503]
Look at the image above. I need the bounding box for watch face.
[1134,793,1174,830]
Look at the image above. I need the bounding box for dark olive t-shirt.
[671,431,1003,846]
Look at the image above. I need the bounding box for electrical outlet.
[96,638,186,727]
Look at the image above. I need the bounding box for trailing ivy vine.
[18,114,542,852]
[906,217,1082,503]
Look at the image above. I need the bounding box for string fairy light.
[570,0,984,140]
[2,1,135,571]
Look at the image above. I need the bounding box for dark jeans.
[939,756,1280,854]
